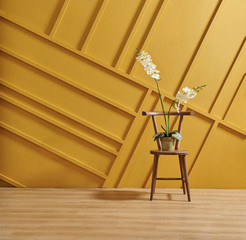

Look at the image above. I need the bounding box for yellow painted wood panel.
[0,0,63,34]
[211,39,246,119]
[0,18,146,113]
[0,179,14,187]
[1,85,121,154]
[181,0,246,112]
[0,0,245,188]
[190,125,246,188]
[225,77,246,131]
[0,51,133,140]
[117,0,162,73]
[85,0,144,65]
[52,0,101,49]
[133,0,220,95]
[0,128,104,187]
[0,100,115,175]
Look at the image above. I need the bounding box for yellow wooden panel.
[117,0,162,73]
[133,0,219,95]
[53,0,101,49]
[226,77,246,130]
[119,118,156,188]
[211,40,246,119]
[85,0,144,65]
[0,18,146,113]
[0,0,245,188]
[0,52,133,140]
[0,179,14,187]
[181,0,246,112]
[1,85,121,153]
[190,124,246,188]
[0,128,104,187]
[0,100,115,175]
[117,91,159,187]
[0,0,63,34]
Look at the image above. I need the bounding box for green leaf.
[161,125,167,133]
[153,132,164,141]
[170,130,178,134]
[171,132,182,140]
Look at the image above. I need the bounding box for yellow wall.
[0,0,245,188]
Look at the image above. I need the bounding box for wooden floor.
[0,188,246,240]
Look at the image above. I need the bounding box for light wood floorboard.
[0,188,246,240]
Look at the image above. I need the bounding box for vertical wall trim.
[49,0,71,37]
[80,0,109,53]
[114,0,151,68]
[129,0,168,76]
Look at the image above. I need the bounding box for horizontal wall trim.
[0,122,108,180]
[0,92,119,156]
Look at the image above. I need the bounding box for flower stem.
[155,79,168,135]
[167,99,176,136]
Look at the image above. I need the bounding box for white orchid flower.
[174,103,180,113]
[175,87,200,113]
[182,87,197,99]
[152,74,160,79]
[136,50,160,80]
[136,49,206,140]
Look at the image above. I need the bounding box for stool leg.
[153,155,159,195]
[150,154,159,201]
[182,155,191,202]
[178,155,186,194]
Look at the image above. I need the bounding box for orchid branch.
[154,79,168,135]
[135,49,206,141]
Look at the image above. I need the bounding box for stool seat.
[150,149,189,155]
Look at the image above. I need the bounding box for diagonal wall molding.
[0,173,25,187]
[0,122,108,179]
[0,90,119,155]
[0,0,245,188]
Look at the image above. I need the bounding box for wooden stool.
[142,111,194,201]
